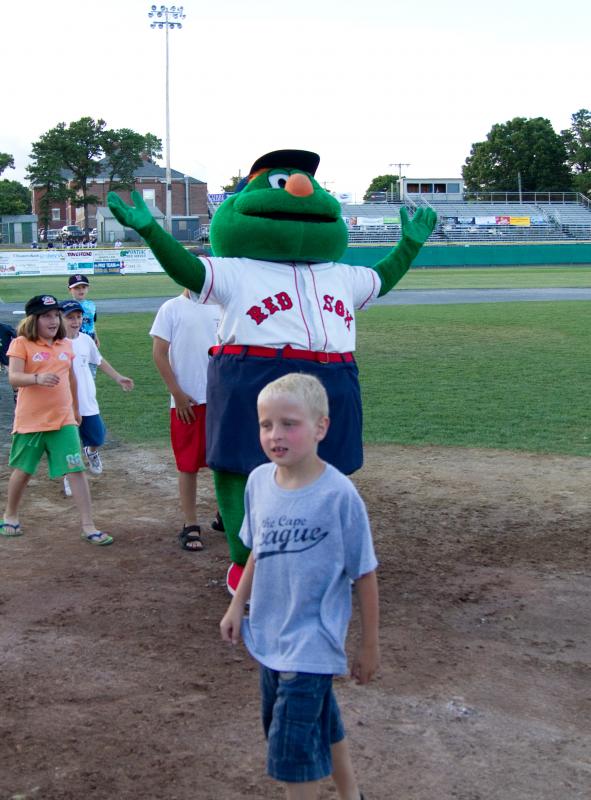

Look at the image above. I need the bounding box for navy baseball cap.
[249,149,320,177]
[59,300,84,316]
[24,295,59,316]
[233,149,321,193]
[68,274,90,288]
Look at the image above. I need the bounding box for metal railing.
[461,191,584,205]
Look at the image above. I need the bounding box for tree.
[103,129,163,190]
[561,109,591,197]
[363,174,399,201]
[103,128,149,190]
[142,133,163,164]
[221,175,243,193]
[0,180,31,215]
[42,117,107,232]
[29,119,162,232]
[26,138,69,235]
[462,117,572,193]
[0,152,15,176]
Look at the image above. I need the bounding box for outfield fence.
[2,242,591,277]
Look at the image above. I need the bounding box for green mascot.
[108,149,437,592]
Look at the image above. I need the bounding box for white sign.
[356,216,384,227]
[0,248,165,277]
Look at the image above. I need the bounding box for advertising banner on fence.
[509,216,531,226]
[0,248,164,277]
[356,216,384,226]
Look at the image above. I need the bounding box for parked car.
[46,230,62,241]
[61,225,85,240]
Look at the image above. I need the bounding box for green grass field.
[1,265,591,303]
[94,300,591,457]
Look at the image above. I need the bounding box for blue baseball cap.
[59,300,84,316]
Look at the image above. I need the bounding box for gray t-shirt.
[240,462,378,675]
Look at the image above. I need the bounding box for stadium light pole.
[148,4,186,234]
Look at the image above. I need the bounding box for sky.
[2,0,590,202]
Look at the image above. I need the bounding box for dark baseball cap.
[68,274,90,288]
[233,149,321,194]
[59,300,84,316]
[25,295,60,316]
[248,149,320,177]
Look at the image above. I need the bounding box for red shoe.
[226,562,244,596]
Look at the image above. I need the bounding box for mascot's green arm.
[107,190,205,293]
[374,206,437,297]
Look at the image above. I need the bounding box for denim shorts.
[79,414,106,448]
[259,666,345,783]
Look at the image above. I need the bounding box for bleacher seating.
[340,195,591,244]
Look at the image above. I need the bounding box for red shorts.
[170,404,207,473]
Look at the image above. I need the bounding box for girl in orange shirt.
[1,294,112,545]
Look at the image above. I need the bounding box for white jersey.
[150,294,220,407]
[195,256,379,352]
[70,332,101,417]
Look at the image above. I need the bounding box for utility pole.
[389,162,410,202]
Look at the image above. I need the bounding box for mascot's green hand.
[107,190,156,235]
[400,206,438,245]
[107,190,205,293]
[374,207,438,297]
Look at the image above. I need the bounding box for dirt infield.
[1,430,589,800]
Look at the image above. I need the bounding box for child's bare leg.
[178,471,198,525]
[285,781,320,800]
[67,471,98,533]
[331,738,361,800]
[4,469,32,523]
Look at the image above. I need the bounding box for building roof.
[52,159,205,185]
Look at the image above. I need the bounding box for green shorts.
[9,426,85,479]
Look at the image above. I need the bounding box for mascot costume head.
[108,149,437,592]
[210,149,347,263]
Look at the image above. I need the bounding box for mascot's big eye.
[268,172,290,189]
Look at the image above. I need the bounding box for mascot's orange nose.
[285,173,314,197]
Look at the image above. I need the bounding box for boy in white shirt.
[150,288,220,551]
[60,300,134,495]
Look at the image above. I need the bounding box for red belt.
[209,344,355,364]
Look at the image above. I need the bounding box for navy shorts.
[79,414,106,448]
[260,667,345,783]
[206,353,363,475]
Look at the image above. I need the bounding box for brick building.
[31,159,209,240]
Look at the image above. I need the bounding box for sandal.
[178,524,203,552]
[211,511,225,533]
[81,530,113,546]
[0,521,22,537]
